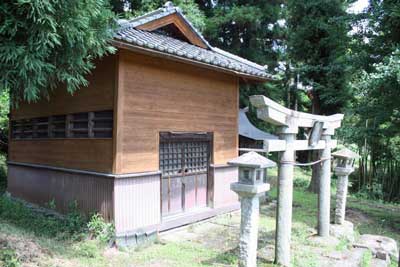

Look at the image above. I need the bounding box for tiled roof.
[114,2,270,80]
[118,1,212,49]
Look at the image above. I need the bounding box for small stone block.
[376,250,389,261]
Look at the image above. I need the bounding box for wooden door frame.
[159,131,213,219]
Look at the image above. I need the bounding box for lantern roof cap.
[228,152,276,169]
[332,148,359,159]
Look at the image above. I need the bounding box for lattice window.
[70,112,89,138]
[160,133,211,176]
[11,120,24,139]
[10,110,113,140]
[183,141,209,174]
[160,141,183,176]
[34,117,49,138]
[92,110,113,138]
[51,115,66,138]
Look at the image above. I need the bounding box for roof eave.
[111,39,271,82]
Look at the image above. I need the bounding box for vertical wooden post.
[318,133,332,237]
[275,127,296,267]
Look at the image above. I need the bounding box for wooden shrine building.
[7,2,270,243]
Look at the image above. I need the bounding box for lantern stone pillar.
[229,152,276,267]
[275,126,297,267]
[318,132,332,237]
[332,148,359,224]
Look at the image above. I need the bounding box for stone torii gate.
[248,95,344,267]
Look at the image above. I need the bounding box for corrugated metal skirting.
[212,166,239,208]
[114,174,161,235]
[8,164,114,221]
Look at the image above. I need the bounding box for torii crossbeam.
[247,95,344,267]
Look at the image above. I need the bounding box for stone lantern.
[228,151,276,267]
[332,148,359,225]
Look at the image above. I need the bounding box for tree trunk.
[308,93,322,193]
[308,150,320,193]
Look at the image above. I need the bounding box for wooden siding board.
[118,50,238,174]
[9,56,116,173]
[9,139,113,173]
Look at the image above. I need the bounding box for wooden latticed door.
[159,132,211,217]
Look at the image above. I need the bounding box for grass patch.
[0,196,86,240]
[335,238,350,251]
[361,250,372,267]
[0,195,115,267]
[0,248,20,267]
[347,196,400,242]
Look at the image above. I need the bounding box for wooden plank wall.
[115,49,239,174]
[9,56,116,173]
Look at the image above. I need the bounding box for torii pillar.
[318,129,333,237]
[250,95,343,267]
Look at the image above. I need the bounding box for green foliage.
[201,1,283,70]
[347,196,400,241]
[338,0,400,203]
[64,201,86,237]
[0,195,85,239]
[335,238,350,252]
[199,1,285,110]
[361,250,372,267]
[0,90,9,154]
[293,167,313,189]
[73,240,101,259]
[0,249,20,267]
[45,199,57,210]
[214,252,236,265]
[0,154,6,194]
[87,213,115,243]
[293,177,310,189]
[0,0,116,104]
[286,0,353,115]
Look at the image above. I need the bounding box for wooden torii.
[246,95,344,267]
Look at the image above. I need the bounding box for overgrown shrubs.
[0,195,85,239]
[293,177,310,189]
[0,195,114,243]
[0,248,19,267]
[87,213,115,243]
